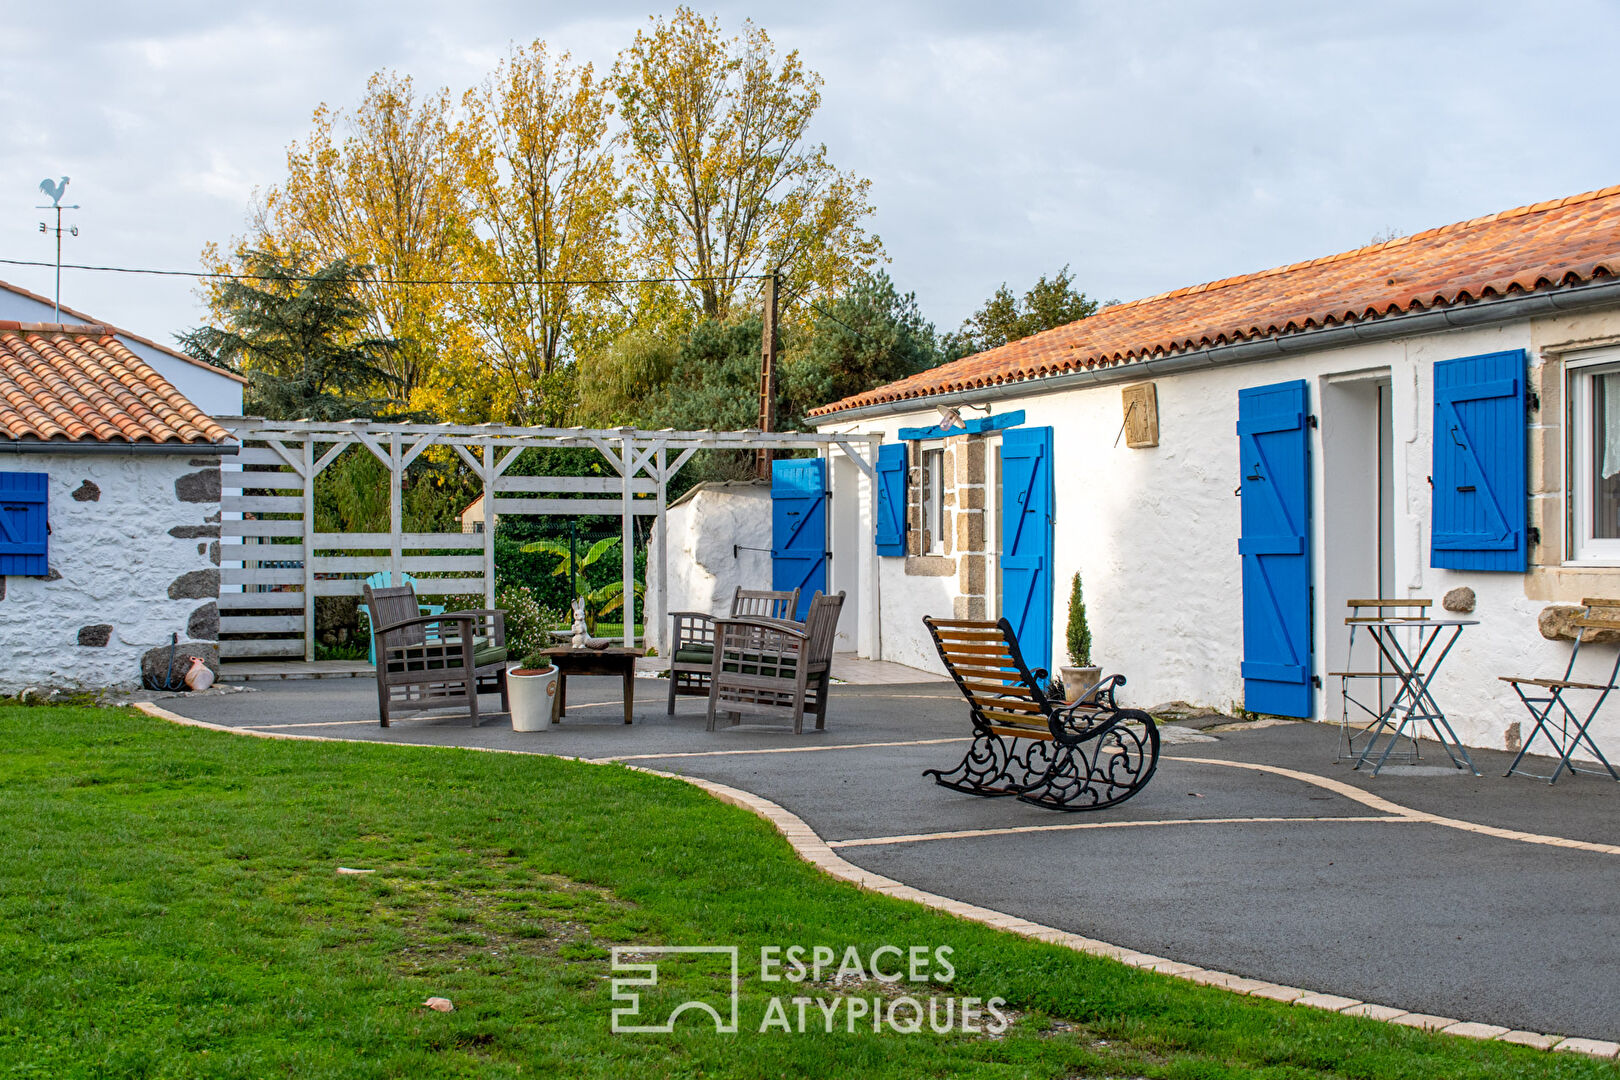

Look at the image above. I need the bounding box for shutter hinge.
[1529,391,1541,412]
[1307,414,1319,429]
[1312,675,1323,689]
[1529,525,1542,546]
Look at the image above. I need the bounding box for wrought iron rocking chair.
[923,616,1160,811]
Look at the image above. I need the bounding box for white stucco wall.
[0,452,222,691]
[645,481,774,654]
[818,306,1620,760]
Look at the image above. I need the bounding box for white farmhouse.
[0,321,234,692]
[811,183,1620,760]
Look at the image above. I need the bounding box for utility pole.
[36,177,79,321]
[756,272,779,480]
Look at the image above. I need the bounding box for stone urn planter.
[508,664,558,732]
[1059,665,1102,704]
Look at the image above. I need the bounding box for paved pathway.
[157,677,1620,1043]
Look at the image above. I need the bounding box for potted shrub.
[1060,572,1101,704]
[507,653,559,732]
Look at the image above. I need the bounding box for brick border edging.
[130,702,1613,1059]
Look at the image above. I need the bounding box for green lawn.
[0,705,1608,1079]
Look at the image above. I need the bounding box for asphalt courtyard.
[157,675,1620,1042]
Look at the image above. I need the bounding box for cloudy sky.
[4,1,1619,346]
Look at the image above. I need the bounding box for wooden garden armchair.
[707,591,844,734]
[364,583,508,727]
[666,586,800,713]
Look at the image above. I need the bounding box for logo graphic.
[610,946,740,1034]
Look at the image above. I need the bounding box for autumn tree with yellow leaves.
[447,43,625,425]
[614,9,882,326]
[203,13,890,427]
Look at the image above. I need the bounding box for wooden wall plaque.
[1122,383,1159,448]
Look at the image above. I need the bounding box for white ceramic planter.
[508,665,558,731]
[1060,665,1102,704]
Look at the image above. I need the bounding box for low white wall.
[0,452,222,691]
[818,305,1620,760]
[646,481,774,654]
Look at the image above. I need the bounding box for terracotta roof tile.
[810,182,1620,417]
[0,324,230,445]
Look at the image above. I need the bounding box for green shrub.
[1065,572,1091,668]
[496,585,567,660]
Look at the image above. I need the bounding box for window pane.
[1594,373,1620,538]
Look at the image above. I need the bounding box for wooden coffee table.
[537,646,647,725]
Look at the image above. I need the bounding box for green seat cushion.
[721,655,798,676]
[473,643,508,668]
[674,645,715,665]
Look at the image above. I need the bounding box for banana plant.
[520,536,618,581]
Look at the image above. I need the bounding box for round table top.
[1352,617,1480,627]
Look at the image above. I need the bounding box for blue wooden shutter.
[772,457,827,620]
[874,442,907,556]
[1431,350,1527,572]
[0,471,49,576]
[1238,380,1314,718]
[1000,426,1055,676]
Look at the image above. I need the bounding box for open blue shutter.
[1238,381,1314,718]
[0,471,49,576]
[1000,426,1055,676]
[874,442,907,556]
[772,458,827,620]
[1431,350,1527,572]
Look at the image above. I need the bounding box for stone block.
[957,485,984,510]
[140,641,219,687]
[904,556,955,577]
[956,511,985,552]
[188,602,220,641]
[1530,494,1563,567]
[168,568,220,601]
[174,468,221,504]
[1533,354,1563,423]
[1529,424,1561,495]
[168,524,220,539]
[1540,605,1620,643]
[957,439,985,484]
[72,480,100,502]
[77,624,112,647]
[1442,587,1475,614]
[1554,1037,1620,1059]
[959,553,985,596]
[953,595,986,620]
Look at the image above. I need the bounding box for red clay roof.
[810,183,1620,418]
[0,277,247,385]
[0,323,230,444]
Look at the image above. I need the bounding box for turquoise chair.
[356,571,446,665]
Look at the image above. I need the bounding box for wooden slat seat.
[922,616,1160,812]
[1498,676,1611,691]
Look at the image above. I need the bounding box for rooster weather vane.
[36,175,80,321]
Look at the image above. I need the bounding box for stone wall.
[643,480,774,654]
[0,452,221,692]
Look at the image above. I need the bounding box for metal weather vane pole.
[36,176,80,321]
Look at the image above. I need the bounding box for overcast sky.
[4,2,1619,347]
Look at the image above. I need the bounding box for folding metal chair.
[1500,597,1620,784]
[1331,598,1431,763]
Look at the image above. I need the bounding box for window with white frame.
[1567,347,1620,562]
[920,446,945,554]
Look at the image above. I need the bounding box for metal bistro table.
[1352,616,1482,776]
[537,646,647,726]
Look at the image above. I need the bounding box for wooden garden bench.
[923,616,1160,811]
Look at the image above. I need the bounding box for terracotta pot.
[508,665,558,731]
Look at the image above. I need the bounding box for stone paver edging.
[130,702,1616,1060]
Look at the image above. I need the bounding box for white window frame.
[920,445,945,555]
[1565,346,1620,564]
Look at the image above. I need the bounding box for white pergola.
[218,419,881,662]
